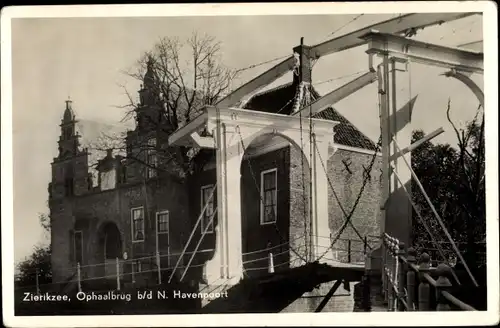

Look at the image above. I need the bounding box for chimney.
[292,37,313,86]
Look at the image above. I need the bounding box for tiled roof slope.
[244,83,378,151]
[313,108,378,151]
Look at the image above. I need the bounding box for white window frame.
[73,230,84,264]
[260,168,278,225]
[200,184,215,234]
[156,210,169,235]
[131,206,145,243]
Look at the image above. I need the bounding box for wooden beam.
[314,279,343,312]
[313,13,477,58]
[189,132,216,149]
[168,111,208,146]
[457,40,483,52]
[389,127,444,161]
[292,71,377,117]
[363,31,483,74]
[216,13,476,108]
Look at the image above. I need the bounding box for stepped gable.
[243,83,378,151]
[76,119,129,186]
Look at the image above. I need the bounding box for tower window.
[65,178,74,196]
[63,127,72,140]
[146,138,157,178]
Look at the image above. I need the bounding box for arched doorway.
[96,221,123,279]
[239,133,312,278]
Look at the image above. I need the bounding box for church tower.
[135,58,173,133]
[49,99,92,199]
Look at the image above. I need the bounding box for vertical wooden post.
[347,240,352,263]
[157,251,162,284]
[392,238,398,311]
[435,263,452,311]
[116,257,121,291]
[268,252,275,273]
[387,238,394,311]
[397,242,406,311]
[406,247,417,311]
[382,235,388,303]
[77,262,82,293]
[418,253,431,311]
[131,261,136,284]
[35,269,40,295]
[363,252,372,312]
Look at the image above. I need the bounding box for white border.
[260,168,278,225]
[130,206,145,243]
[1,2,498,327]
[200,184,215,234]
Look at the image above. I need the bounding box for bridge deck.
[201,260,366,313]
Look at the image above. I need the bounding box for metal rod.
[389,127,444,161]
[156,251,161,284]
[390,164,461,285]
[116,257,121,291]
[391,138,478,287]
[180,208,218,282]
[77,262,82,293]
[35,269,40,294]
[168,184,217,283]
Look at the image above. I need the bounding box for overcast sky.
[10,11,483,263]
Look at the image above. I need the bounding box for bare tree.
[92,32,238,179]
[446,100,486,266]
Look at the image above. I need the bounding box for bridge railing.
[383,233,477,311]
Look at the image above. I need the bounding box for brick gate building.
[49,56,382,289]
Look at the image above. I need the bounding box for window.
[200,185,215,233]
[131,207,145,242]
[156,211,169,234]
[260,168,277,225]
[146,138,157,178]
[74,230,83,264]
[64,178,74,196]
[100,170,116,190]
[63,127,72,140]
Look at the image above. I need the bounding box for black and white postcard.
[1,2,498,327]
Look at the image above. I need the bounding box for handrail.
[381,233,477,312]
[442,291,477,311]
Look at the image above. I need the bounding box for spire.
[63,96,75,123]
[143,57,156,89]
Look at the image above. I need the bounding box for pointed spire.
[63,96,75,122]
[143,56,156,89]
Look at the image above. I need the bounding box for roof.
[244,83,378,151]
